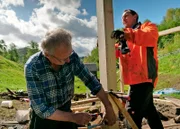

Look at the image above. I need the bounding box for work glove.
[111,30,130,54]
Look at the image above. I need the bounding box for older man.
[25,28,116,129]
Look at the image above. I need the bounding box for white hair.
[41,28,72,54]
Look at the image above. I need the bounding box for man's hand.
[111,29,130,54]
[111,30,125,41]
[104,105,116,126]
[72,112,92,125]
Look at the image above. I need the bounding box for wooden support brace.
[101,94,121,129]
[109,93,138,129]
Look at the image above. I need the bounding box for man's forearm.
[47,110,75,122]
[96,87,117,125]
[96,87,112,108]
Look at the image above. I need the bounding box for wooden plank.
[109,93,138,129]
[1,121,18,124]
[1,121,19,126]
[159,26,180,36]
[71,105,99,112]
[71,98,99,106]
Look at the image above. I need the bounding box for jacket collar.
[132,22,141,29]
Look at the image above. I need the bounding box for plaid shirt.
[25,51,101,119]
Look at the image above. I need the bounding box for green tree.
[0,39,7,55]
[6,43,19,62]
[83,47,99,67]
[143,19,151,23]
[158,8,180,49]
[24,41,39,62]
[158,8,180,31]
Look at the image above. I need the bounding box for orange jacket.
[115,22,159,87]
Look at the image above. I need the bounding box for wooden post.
[119,59,124,93]
[96,0,117,91]
[96,0,118,128]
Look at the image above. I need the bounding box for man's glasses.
[51,51,74,63]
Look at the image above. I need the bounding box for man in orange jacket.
[114,9,164,129]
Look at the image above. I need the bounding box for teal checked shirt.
[25,51,101,119]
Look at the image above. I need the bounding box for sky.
[0,0,180,57]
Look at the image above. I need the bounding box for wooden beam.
[71,105,99,112]
[96,0,117,91]
[159,26,180,36]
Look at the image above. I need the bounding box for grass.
[74,77,88,93]
[0,56,26,92]
[164,93,180,99]
[157,45,180,92]
[155,41,180,98]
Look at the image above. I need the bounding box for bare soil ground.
[0,96,179,129]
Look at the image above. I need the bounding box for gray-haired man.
[25,28,116,129]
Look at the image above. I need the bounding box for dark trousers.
[29,101,78,129]
[126,82,164,129]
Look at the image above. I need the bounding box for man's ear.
[44,52,50,58]
[134,14,138,21]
